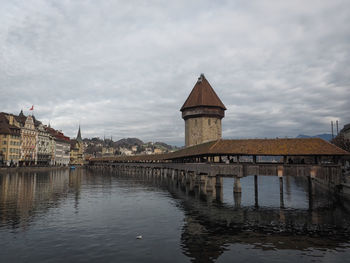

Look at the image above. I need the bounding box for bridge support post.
[205,176,216,202]
[215,175,221,187]
[307,167,318,211]
[206,175,214,193]
[254,175,258,207]
[279,177,284,208]
[310,166,318,179]
[176,170,180,186]
[194,174,201,199]
[233,176,242,193]
[233,191,242,208]
[188,172,195,191]
[277,165,284,177]
[308,175,315,211]
[215,175,223,202]
[181,171,186,185]
[278,168,284,208]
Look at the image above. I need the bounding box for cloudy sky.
[1,0,349,145]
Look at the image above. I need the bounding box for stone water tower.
[181,74,226,147]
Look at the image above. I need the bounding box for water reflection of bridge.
[1,168,349,263]
[102,168,350,263]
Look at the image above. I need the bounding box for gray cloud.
[1,0,349,146]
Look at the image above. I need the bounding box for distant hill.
[115,138,144,148]
[296,133,332,141]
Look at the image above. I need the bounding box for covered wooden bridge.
[90,138,349,165]
[89,138,349,201]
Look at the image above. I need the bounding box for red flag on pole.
[29,105,34,111]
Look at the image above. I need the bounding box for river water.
[0,168,350,263]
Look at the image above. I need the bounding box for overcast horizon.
[1,0,349,146]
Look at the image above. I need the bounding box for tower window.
[208,119,211,125]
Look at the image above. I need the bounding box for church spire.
[77,125,82,142]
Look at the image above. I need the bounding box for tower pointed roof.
[77,125,82,142]
[180,74,226,111]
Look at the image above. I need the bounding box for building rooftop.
[45,126,70,142]
[0,113,21,135]
[180,74,226,111]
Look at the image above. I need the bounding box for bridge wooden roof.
[168,138,350,158]
[91,138,349,163]
[180,74,226,111]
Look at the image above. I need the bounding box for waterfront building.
[102,138,115,156]
[47,127,70,166]
[118,147,132,156]
[102,147,115,156]
[181,74,227,147]
[56,136,70,166]
[0,113,21,166]
[15,111,38,166]
[154,148,164,154]
[70,126,84,165]
[48,130,56,165]
[340,123,350,140]
[37,123,52,166]
[144,147,153,155]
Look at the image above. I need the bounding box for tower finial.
[198,73,205,82]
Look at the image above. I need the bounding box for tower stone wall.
[185,117,222,147]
